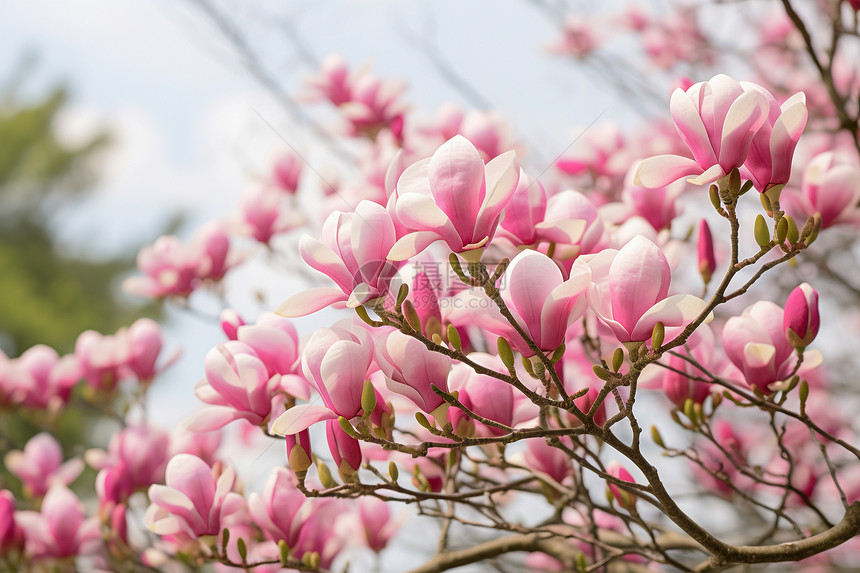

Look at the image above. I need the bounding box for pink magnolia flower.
[538,190,606,265]
[523,438,572,484]
[743,89,807,193]
[285,430,313,474]
[124,222,233,299]
[410,269,443,337]
[185,341,283,431]
[581,235,708,344]
[0,490,23,554]
[271,323,374,436]
[271,151,303,194]
[75,328,128,391]
[340,73,407,138]
[781,151,860,228]
[195,221,232,282]
[498,171,585,248]
[305,54,353,106]
[236,312,308,399]
[374,328,452,414]
[356,497,399,552]
[448,354,538,436]
[145,454,244,539]
[234,184,303,244]
[289,499,348,569]
[277,200,399,316]
[88,425,170,503]
[722,300,816,393]
[15,485,100,559]
[248,467,306,547]
[418,107,515,161]
[784,283,820,349]
[691,420,750,497]
[550,14,600,59]
[169,428,222,466]
[620,162,685,231]
[326,418,362,480]
[557,348,607,426]
[639,9,713,69]
[388,135,519,261]
[659,326,715,407]
[635,75,770,188]
[556,123,628,181]
[494,250,590,356]
[124,235,199,298]
[458,110,514,161]
[5,433,83,497]
[5,345,80,409]
[219,309,245,341]
[127,318,163,381]
[606,461,637,509]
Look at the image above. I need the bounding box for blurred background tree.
[0,67,157,357]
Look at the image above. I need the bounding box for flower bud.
[395,283,409,309]
[611,348,624,372]
[606,461,637,509]
[447,324,462,351]
[219,309,245,340]
[785,215,799,244]
[754,214,770,248]
[651,322,665,350]
[497,337,515,372]
[650,425,665,448]
[697,219,716,284]
[338,416,360,439]
[784,283,819,349]
[237,537,248,563]
[709,185,721,210]
[361,380,377,416]
[317,461,336,488]
[592,364,612,381]
[278,539,290,565]
[402,300,421,332]
[776,216,788,244]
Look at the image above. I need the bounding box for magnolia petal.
[276,288,348,318]
[743,342,776,368]
[298,235,353,292]
[630,294,709,341]
[395,158,431,198]
[718,89,769,169]
[768,99,808,183]
[279,374,311,401]
[687,164,726,186]
[387,231,443,261]
[534,218,586,245]
[183,406,241,432]
[633,155,701,188]
[271,404,338,436]
[482,150,520,212]
[347,283,380,308]
[394,193,452,232]
[670,88,718,167]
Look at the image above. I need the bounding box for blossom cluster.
[4,3,860,570]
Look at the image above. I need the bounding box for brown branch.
[692,502,860,572]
